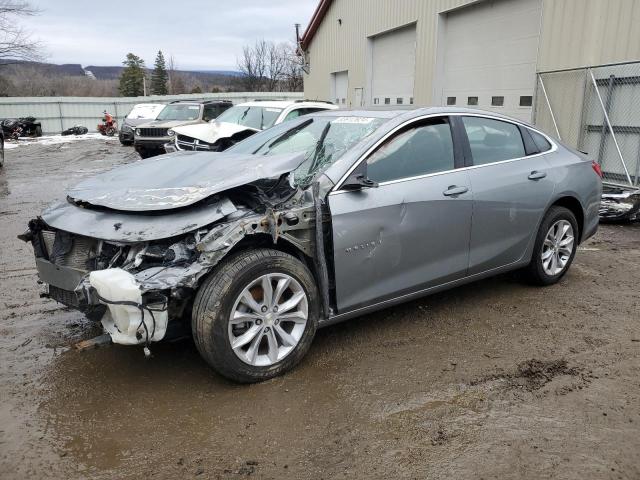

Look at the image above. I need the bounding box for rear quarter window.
[528,129,553,153]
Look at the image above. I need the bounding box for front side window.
[215,106,283,130]
[462,116,525,165]
[366,118,455,183]
[203,104,224,122]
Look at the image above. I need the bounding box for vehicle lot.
[1,138,639,479]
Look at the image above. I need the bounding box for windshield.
[156,104,201,121]
[126,104,165,120]
[215,105,283,130]
[228,115,385,187]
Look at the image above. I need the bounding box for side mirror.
[341,170,378,191]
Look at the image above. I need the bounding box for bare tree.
[237,40,303,92]
[0,1,43,65]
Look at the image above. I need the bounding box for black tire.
[192,248,319,383]
[35,125,42,137]
[523,206,579,286]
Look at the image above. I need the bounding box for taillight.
[591,161,603,179]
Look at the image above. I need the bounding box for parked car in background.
[165,100,337,153]
[20,108,601,383]
[134,100,233,158]
[119,103,165,146]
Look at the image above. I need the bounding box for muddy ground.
[0,138,638,480]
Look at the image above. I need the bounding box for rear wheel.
[524,206,579,285]
[192,249,319,383]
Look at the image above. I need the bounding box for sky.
[20,0,319,71]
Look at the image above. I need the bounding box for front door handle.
[443,185,469,197]
[528,171,547,180]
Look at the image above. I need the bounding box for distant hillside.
[84,65,241,81]
[0,61,86,77]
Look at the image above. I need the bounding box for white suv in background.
[165,100,338,153]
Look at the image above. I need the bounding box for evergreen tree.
[190,85,202,94]
[151,50,168,95]
[119,53,146,97]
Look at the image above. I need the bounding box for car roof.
[235,100,337,109]
[309,106,536,126]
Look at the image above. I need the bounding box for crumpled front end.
[600,185,640,222]
[21,178,320,348]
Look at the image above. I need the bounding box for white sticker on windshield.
[332,117,375,124]
[188,106,200,110]
[265,108,281,112]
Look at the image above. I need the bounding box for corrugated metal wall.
[0,92,303,134]
[303,0,640,107]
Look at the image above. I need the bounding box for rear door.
[461,115,555,274]
[329,116,473,312]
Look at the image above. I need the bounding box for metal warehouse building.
[299,0,640,186]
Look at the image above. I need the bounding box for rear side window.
[528,129,552,153]
[366,118,455,183]
[462,117,525,165]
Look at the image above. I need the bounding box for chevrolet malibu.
[20,108,602,383]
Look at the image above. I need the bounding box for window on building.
[462,116,526,165]
[446,97,456,106]
[410,97,414,105]
[467,96,479,106]
[519,96,533,107]
[384,98,391,105]
[397,98,403,105]
[491,96,504,107]
[366,118,455,183]
[374,98,379,105]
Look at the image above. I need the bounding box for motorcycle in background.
[97,111,118,136]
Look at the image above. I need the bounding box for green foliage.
[119,53,146,97]
[151,50,168,95]
[190,85,202,94]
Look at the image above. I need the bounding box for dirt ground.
[0,137,638,480]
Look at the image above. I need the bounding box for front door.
[329,116,473,312]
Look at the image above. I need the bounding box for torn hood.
[66,150,306,212]
[172,121,259,144]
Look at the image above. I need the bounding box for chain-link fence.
[534,61,640,187]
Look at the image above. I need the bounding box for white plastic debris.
[89,268,168,345]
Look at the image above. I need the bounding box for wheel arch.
[549,195,585,242]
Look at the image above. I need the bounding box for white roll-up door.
[332,71,349,107]
[371,24,416,107]
[440,0,542,121]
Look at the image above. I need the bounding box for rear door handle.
[443,185,469,197]
[528,171,547,180]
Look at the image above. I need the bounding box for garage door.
[332,71,348,107]
[371,24,416,107]
[440,0,542,121]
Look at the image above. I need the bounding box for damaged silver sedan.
[21,108,602,382]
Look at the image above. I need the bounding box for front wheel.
[192,249,319,383]
[524,206,579,286]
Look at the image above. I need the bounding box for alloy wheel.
[541,219,574,276]
[228,273,308,366]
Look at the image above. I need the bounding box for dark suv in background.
[134,99,232,158]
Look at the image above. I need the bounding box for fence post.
[589,68,633,185]
[57,102,64,133]
[538,75,562,141]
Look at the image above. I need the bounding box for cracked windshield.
[232,116,384,186]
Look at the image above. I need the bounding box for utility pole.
[143,77,147,97]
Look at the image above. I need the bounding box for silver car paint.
[330,170,473,312]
